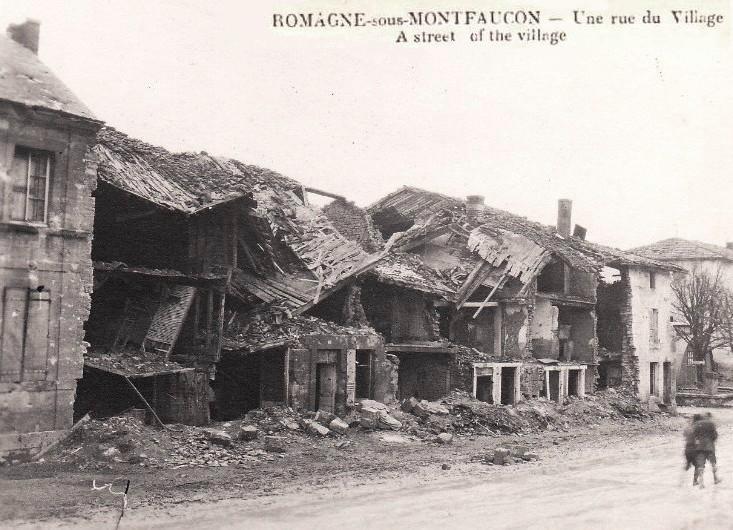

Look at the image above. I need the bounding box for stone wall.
[0,106,100,458]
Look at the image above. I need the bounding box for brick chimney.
[7,19,40,54]
[573,224,587,240]
[466,195,485,222]
[557,199,572,237]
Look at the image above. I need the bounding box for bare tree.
[672,267,733,383]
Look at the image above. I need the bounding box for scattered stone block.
[102,447,120,458]
[413,400,450,418]
[202,429,233,447]
[315,410,336,426]
[358,399,389,412]
[360,417,377,430]
[493,447,510,465]
[436,433,453,444]
[264,435,286,453]
[377,412,402,431]
[329,418,349,434]
[523,452,539,461]
[239,425,259,441]
[305,420,331,436]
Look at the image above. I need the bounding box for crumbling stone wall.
[618,268,639,394]
[322,199,384,252]
[503,303,530,359]
[0,109,100,458]
[521,364,545,398]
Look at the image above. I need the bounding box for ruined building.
[78,127,392,425]
[326,187,680,409]
[0,21,102,457]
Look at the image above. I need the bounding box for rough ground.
[0,393,688,529]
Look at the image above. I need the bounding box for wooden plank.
[124,376,167,429]
[473,272,508,319]
[455,262,494,310]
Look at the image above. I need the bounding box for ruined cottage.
[326,186,680,409]
[79,127,390,424]
[0,21,102,458]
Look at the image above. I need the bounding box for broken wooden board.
[143,285,197,358]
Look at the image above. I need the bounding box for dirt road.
[12,407,733,530]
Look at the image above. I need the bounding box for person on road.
[683,414,702,477]
[691,412,721,487]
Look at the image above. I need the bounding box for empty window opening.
[537,260,566,293]
[500,367,516,405]
[476,375,494,404]
[568,370,581,397]
[436,306,451,339]
[650,362,659,396]
[355,350,373,399]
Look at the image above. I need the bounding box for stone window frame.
[7,145,53,226]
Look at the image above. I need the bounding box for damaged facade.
[340,187,679,409]
[79,127,391,427]
[0,22,102,457]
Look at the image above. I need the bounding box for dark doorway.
[355,350,372,399]
[650,362,659,396]
[476,375,494,403]
[211,349,285,420]
[315,362,337,412]
[547,370,560,402]
[663,361,672,404]
[500,367,516,405]
[568,370,580,397]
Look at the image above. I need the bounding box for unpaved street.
[14,407,733,530]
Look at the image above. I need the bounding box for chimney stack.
[557,199,572,237]
[573,224,587,240]
[726,242,733,250]
[466,195,485,222]
[7,19,40,54]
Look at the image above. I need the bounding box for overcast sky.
[1,0,730,249]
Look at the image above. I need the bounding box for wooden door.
[316,363,336,412]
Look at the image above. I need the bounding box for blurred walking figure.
[691,412,721,487]
[683,414,702,478]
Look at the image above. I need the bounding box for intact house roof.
[630,238,733,263]
[95,126,386,310]
[0,34,97,120]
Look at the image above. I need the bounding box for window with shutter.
[0,288,51,382]
[0,288,27,382]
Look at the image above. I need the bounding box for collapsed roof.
[370,186,679,274]
[222,310,379,353]
[95,126,386,309]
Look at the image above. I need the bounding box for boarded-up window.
[9,147,52,224]
[0,288,51,382]
[650,308,659,345]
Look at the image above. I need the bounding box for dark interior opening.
[74,367,157,422]
[355,350,373,399]
[500,367,516,405]
[211,349,285,420]
[476,375,493,403]
[568,370,580,397]
[537,260,566,293]
[547,370,560,402]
